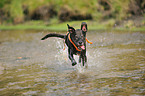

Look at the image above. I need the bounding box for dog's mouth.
[79,45,85,50]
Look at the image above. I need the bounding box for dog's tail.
[41,33,66,40]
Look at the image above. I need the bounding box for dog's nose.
[79,42,82,45]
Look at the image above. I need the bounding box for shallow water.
[0,30,145,96]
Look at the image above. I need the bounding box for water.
[0,30,144,96]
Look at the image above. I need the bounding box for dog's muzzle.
[80,45,85,50]
[78,42,85,50]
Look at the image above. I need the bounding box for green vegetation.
[1,20,145,32]
[0,0,145,31]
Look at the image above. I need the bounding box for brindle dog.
[41,24,87,66]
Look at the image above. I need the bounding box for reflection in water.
[0,30,145,95]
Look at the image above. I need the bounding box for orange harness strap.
[63,32,92,51]
[68,34,81,51]
[86,38,93,44]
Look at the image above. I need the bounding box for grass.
[1,0,144,32]
[0,20,145,32]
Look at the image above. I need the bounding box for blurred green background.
[0,0,145,31]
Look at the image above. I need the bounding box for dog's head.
[75,29,85,50]
[67,24,85,50]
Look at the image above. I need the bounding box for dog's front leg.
[79,50,87,66]
[79,56,81,63]
[80,54,85,66]
[79,54,87,63]
[68,48,77,66]
[84,54,87,62]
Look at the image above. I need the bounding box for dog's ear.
[81,22,87,32]
[67,24,70,28]
[67,24,75,33]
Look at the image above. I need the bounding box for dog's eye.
[81,35,84,38]
[75,35,78,39]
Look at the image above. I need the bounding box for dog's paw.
[72,62,77,66]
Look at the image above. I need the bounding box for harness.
[86,38,93,44]
[63,32,93,51]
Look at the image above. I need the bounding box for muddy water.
[0,30,144,96]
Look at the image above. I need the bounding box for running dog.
[41,24,87,66]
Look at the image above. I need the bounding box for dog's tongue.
[80,45,85,50]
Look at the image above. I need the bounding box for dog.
[41,24,87,66]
